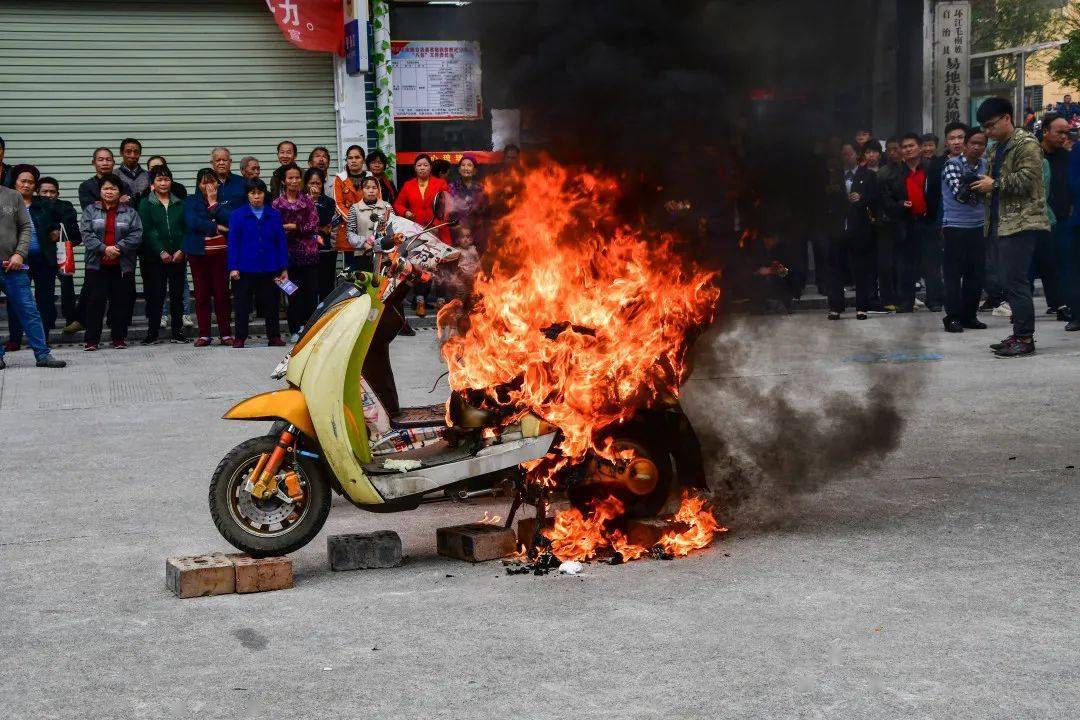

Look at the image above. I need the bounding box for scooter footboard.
[369,433,557,500]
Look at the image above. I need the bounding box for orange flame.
[541,493,722,563]
[439,158,720,482]
[479,511,503,525]
[658,493,725,557]
[543,495,628,562]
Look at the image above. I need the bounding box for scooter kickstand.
[504,489,523,529]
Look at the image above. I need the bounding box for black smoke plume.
[681,319,920,524]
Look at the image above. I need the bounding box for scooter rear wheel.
[209,436,331,557]
[570,426,674,519]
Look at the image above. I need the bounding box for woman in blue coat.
[226,179,288,348]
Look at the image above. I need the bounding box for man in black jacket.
[825,142,878,319]
[1039,113,1070,320]
[882,133,933,312]
[78,147,131,209]
[35,177,82,330]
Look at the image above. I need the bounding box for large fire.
[439,158,724,563]
[439,159,720,473]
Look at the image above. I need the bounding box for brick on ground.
[327,530,402,571]
[166,553,235,598]
[229,554,294,593]
[437,523,517,562]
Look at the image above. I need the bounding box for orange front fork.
[250,426,297,499]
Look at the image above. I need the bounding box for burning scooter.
[209,166,719,560]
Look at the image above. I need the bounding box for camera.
[956,171,981,204]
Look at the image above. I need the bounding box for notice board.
[391,40,482,121]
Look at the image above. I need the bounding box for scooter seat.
[390,403,447,429]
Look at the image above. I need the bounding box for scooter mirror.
[431,190,448,222]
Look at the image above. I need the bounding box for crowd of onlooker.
[0,135,512,369]
[743,95,1078,358]
[1,94,1074,369]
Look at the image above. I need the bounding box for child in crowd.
[436,225,481,343]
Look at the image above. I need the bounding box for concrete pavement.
[0,310,1077,719]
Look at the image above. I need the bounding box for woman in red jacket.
[393,154,451,244]
[392,154,450,317]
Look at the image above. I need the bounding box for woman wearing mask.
[366,149,396,204]
[79,173,143,350]
[227,179,288,348]
[182,168,234,347]
[333,145,368,270]
[305,167,339,300]
[272,163,320,339]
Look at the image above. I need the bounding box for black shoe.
[943,319,964,333]
[895,307,914,314]
[979,299,1000,311]
[926,304,943,312]
[142,335,161,346]
[827,311,841,320]
[856,311,868,320]
[994,338,1035,357]
[1066,320,1080,332]
[170,334,189,344]
[1045,307,1058,315]
[1057,307,1072,322]
[398,322,416,337]
[960,319,988,330]
[36,355,66,368]
[990,335,1016,351]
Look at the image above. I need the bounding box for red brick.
[166,554,235,598]
[437,523,517,562]
[230,555,294,594]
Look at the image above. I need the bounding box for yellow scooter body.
[223,278,386,506]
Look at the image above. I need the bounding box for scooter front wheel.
[209,436,331,557]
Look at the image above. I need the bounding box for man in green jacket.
[137,165,188,343]
[972,97,1049,357]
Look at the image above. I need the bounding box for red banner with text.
[265,0,345,55]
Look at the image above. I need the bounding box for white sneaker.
[992,302,1012,318]
[183,314,194,328]
[914,299,926,310]
[159,316,168,329]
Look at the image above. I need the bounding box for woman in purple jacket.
[272,163,320,339]
[227,179,287,348]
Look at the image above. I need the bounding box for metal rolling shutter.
[0,0,338,219]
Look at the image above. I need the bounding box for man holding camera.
[941,127,988,332]
[971,97,1049,358]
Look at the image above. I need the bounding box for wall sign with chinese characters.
[391,41,482,121]
[934,1,971,135]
